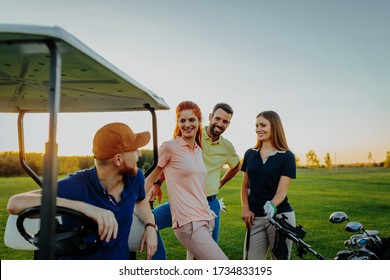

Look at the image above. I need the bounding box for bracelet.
[270,201,277,213]
[153,179,162,186]
[145,223,158,231]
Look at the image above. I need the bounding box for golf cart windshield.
[0,24,169,259]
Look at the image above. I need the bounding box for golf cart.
[0,24,169,259]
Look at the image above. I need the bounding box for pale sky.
[1,0,389,165]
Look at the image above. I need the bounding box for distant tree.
[137,149,154,172]
[58,156,79,175]
[384,151,390,168]
[78,156,94,170]
[324,153,332,169]
[295,155,301,167]
[306,150,320,169]
[368,152,373,166]
[27,152,44,175]
[0,151,24,176]
[1,151,156,177]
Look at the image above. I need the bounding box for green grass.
[0,177,38,260]
[1,167,390,260]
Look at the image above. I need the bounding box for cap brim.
[132,131,151,149]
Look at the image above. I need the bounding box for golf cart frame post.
[0,24,169,259]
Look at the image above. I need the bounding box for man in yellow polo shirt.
[148,103,241,259]
[202,103,241,241]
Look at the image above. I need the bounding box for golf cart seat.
[4,214,42,250]
[128,213,144,252]
[4,212,144,252]
[4,214,68,251]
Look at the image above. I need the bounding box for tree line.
[298,150,390,169]
[0,150,154,177]
[1,149,389,177]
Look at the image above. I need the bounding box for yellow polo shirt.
[202,126,240,196]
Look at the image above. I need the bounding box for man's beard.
[119,161,138,177]
[209,123,225,137]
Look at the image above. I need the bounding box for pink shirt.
[158,137,216,228]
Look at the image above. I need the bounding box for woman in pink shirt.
[146,101,228,260]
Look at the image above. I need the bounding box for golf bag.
[272,215,306,260]
[270,211,390,260]
[270,214,325,260]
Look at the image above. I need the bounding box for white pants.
[244,212,296,260]
[174,220,228,260]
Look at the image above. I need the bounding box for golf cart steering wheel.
[16,206,101,257]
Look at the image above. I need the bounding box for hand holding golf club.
[263,201,277,220]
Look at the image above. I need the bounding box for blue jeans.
[152,197,221,260]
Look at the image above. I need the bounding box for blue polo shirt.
[57,167,145,259]
[241,148,296,216]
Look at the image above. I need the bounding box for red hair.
[173,101,202,148]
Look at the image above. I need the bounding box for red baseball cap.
[93,122,150,160]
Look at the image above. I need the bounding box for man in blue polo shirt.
[7,122,157,260]
[148,103,241,259]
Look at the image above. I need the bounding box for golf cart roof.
[0,24,169,113]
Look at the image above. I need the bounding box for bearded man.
[7,122,157,260]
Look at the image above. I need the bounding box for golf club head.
[349,254,370,260]
[346,221,363,233]
[344,240,354,248]
[345,249,376,260]
[344,235,366,249]
[350,233,367,240]
[335,250,354,260]
[357,237,369,248]
[329,211,349,223]
[366,229,380,236]
[345,238,358,249]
